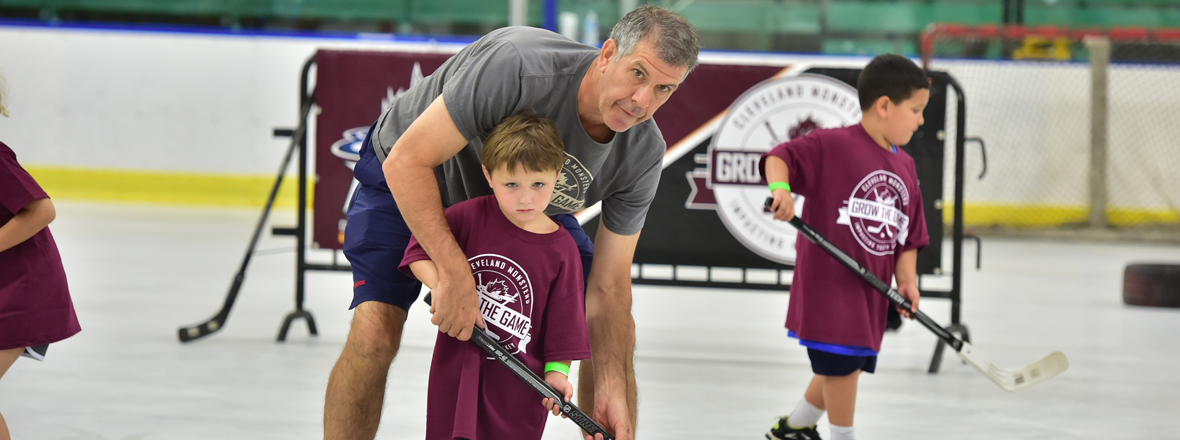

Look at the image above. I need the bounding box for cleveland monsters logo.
[685,74,862,264]
[839,170,912,256]
[469,253,535,355]
[547,153,593,214]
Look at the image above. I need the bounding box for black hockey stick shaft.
[783,214,963,351]
[424,292,614,439]
[177,99,311,343]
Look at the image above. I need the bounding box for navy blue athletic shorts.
[343,124,594,312]
[807,348,877,376]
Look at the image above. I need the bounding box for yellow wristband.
[769,181,791,192]
[544,362,570,376]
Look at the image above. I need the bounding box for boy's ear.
[874,95,892,118]
[482,165,493,185]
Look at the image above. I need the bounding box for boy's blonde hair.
[481,110,565,174]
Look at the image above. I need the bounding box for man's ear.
[598,38,618,69]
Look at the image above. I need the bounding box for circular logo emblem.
[838,171,912,256]
[709,74,862,264]
[469,253,535,355]
[548,153,594,214]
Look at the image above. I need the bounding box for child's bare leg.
[802,374,826,409]
[0,347,24,440]
[821,371,860,427]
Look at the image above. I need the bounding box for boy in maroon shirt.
[400,111,592,440]
[0,84,82,440]
[761,54,931,440]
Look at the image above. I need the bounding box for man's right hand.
[429,267,484,341]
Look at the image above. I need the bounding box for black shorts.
[807,348,877,376]
[22,344,48,361]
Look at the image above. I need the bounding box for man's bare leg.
[324,302,407,440]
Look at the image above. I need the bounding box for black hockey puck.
[1123,263,1180,308]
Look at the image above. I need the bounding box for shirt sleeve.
[599,155,660,236]
[441,39,525,145]
[0,146,49,215]
[758,132,824,197]
[540,237,592,362]
[900,162,930,254]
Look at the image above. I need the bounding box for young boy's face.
[483,164,561,228]
[881,88,930,147]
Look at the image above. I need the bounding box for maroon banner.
[313,50,451,250]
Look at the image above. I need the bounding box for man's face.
[595,38,688,132]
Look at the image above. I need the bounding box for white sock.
[830,424,855,440]
[787,398,824,428]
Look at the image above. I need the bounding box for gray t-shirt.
[372,26,665,236]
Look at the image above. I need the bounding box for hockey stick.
[424,292,614,439]
[177,99,311,343]
[768,199,1069,391]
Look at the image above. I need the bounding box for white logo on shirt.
[549,153,593,213]
[837,171,911,255]
[469,253,535,355]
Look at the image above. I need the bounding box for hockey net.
[921,24,1180,233]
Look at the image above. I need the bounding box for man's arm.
[382,95,483,341]
[0,197,55,253]
[583,223,640,440]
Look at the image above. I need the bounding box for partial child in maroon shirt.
[760,54,931,440]
[400,111,591,440]
[1,87,82,438]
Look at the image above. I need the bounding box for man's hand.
[586,391,631,440]
[429,266,483,341]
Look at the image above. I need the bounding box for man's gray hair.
[608,5,700,76]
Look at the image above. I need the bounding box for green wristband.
[544,362,570,376]
[769,181,791,193]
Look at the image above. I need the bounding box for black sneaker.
[766,416,822,440]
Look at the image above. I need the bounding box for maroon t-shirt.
[400,195,591,440]
[760,124,929,352]
[0,141,80,350]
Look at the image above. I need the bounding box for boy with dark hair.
[400,111,592,440]
[760,54,931,440]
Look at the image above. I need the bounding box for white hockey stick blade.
[953,342,1069,391]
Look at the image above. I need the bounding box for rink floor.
[2,201,1178,439]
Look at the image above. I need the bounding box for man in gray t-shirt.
[325,6,698,440]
